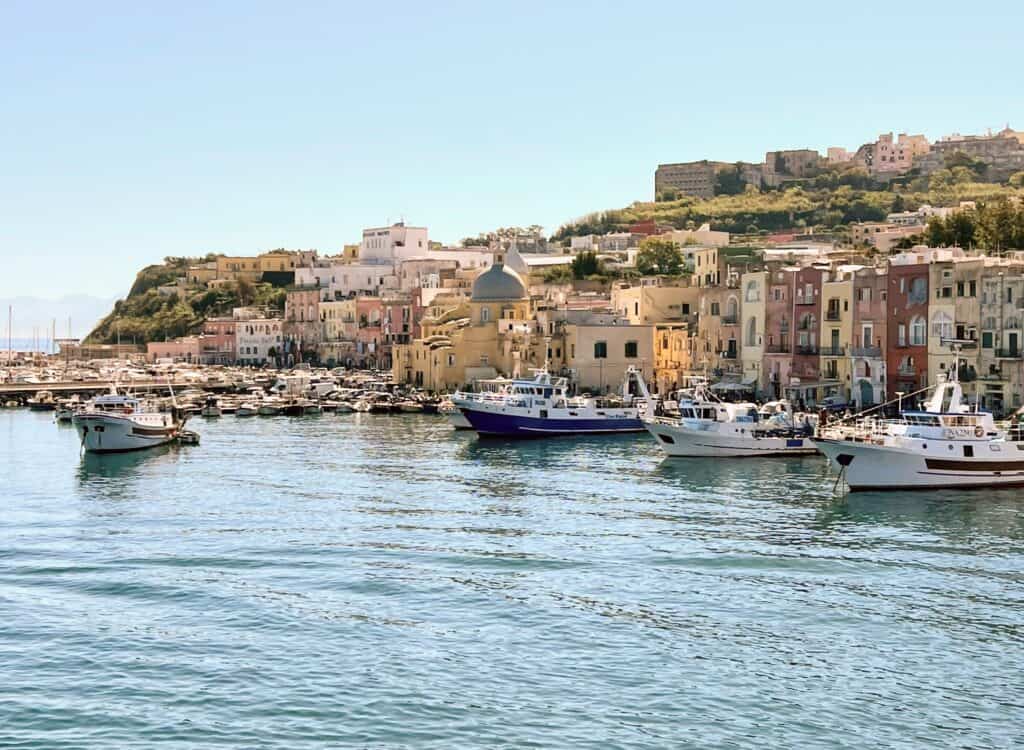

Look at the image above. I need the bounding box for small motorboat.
[396,400,424,413]
[200,396,222,418]
[236,402,259,417]
[28,390,57,411]
[177,429,201,445]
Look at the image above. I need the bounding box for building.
[849,222,922,253]
[763,268,794,400]
[762,149,821,187]
[284,287,322,363]
[236,318,283,366]
[147,337,200,363]
[654,160,726,200]
[849,267,888,408]
[886,261,930,399]
[870,133,930,176]
[739,271,766,389]
[199,317,237,365]
[565,322,655,394]
[359,223,429,264]
[916,128,1024,180]
[787,267,830,407]
[820,273,854,403]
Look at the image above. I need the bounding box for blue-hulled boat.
[451,368,645,437]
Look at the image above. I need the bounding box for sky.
[2,0,1023,308]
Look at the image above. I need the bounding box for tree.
[571,251,601,279]
[235,278,256,306]
[1009,171,1024,188]
[636,238,684,276]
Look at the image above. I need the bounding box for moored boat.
[452,367,645,437]
[72,393,185,453]
[814,355,1022,490]
[636,376,817,458]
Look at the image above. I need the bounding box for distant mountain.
[0,294,116,341]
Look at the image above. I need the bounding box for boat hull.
[645,420,817,457]
[73,413,180,453]
[461,407,643,437]
[814,437,1024,490]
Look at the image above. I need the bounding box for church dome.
[471,263,527,302]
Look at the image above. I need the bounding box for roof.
[471,263,527,302]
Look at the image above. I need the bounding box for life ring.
[974,425,984,438]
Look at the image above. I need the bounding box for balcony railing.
[721,351,738,360]
[721,315,738,325]
[820,345,846,356]
[825,310,841,321]
[764,344,790,354]
[897,366,917,377]
[995,349,1022,359]
[851,346,882,357]
[795,295,814,305]
[796,345,819,355]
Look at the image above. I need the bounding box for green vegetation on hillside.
[894,198,1024,252]
[556,179,1024,240]
[87,257,288,345]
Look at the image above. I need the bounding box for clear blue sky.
[2,0,1022,300]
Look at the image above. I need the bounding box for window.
[898,323,907,347]
[446,354,455,367]
[931,312,953,341]
[969,280,977,296]
[624,341,638,358]
[746,317,758,346]
[956,281,965,296]
[594,341,607,359]
[710,302,720,316]
[982,332,993,349]
[481,307,490,323]
[910,316,926,346]
[910,277,927,303]
[480,354,489,366]
[745,281,759,302]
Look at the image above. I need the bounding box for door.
[859,380,874,407]
[1010,333,1019,357]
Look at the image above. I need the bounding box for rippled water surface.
[2,410,1024,748]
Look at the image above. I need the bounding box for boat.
[257,399,283,416]
[54,395,82,423]
[451,367,645,437]
[439,400,473,430]
[236,401,259,417]
[814,354,1024,491]
[72,392,186,453]
[396,400,424,413]
[200,396,222,417]
[27,390,56,411]
[635,375,817,458]
[177,429,201,445]
[334,401,356,414]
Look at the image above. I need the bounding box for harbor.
[3,404,1023,747]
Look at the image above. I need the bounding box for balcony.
[796,345,819,355]
[820,345,846,356]
[764,344,790,354]
[825,310,841,321]
[897,367,917,378]
[851,346,882,357]
[795,294,815,306]
[995,349,1022,359]
[721,315,739,325]
[721,350,738,360]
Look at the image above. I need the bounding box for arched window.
[726,296,739,321]
[745,280,759,303]
[931,311,953,341]
[799,313,815,330]
[910,316,927,346]
[910,277,927,303]
[746,317,758,346]
[481,307,490,323]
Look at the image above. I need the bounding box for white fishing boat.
[814,353,1023,491]
[635,375,816,457]
[73,393,185,453]
[452,367,645,437]
[257,398,283,416]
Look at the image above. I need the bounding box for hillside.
[86,256,287,345]
[553,175,1024,240]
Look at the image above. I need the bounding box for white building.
[359,223,429,264]
[236,318,282,365]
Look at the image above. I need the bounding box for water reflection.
[77,445,182,499]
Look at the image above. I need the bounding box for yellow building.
[393,264,534,391]
[258,250,298,273]
[215,256,263,282]
[565,323,655,393]
[821,275,854,401]
[740,271,766,387]
[611,280,701,325]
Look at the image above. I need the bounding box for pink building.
[851,267,888,407]
[200,317,237,365]
[147,337,201,362]
[356,297,384,368]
